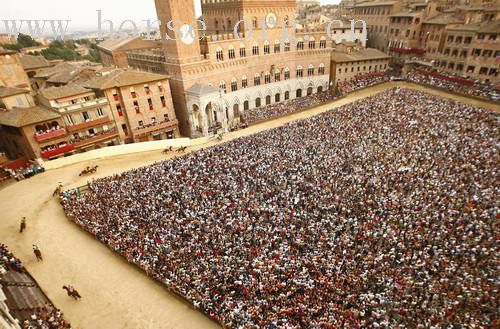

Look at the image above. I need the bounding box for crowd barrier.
[39,137,211,170]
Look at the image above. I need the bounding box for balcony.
[66,115,112,133]
[132,119,178,138]
[40,144,74,159]
[35,128,67,142]
[73,129,119,148]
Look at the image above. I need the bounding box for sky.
[1,0,341,32]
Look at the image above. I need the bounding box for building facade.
[150,0,367,137]
[86,70,179,143]
[97,37,161,68]
[37,84,121,154]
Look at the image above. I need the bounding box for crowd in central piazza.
[61,88,498,328]
[337,72,392,94]
[242,90,337,125]
[406,68,499,100]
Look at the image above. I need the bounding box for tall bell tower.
[154,0,202,65]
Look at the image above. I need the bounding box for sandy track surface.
[0,82,498,329]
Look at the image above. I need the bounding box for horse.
[52,184,63,197]
[33,246,43,262]
[162,146,173,154]
[19,218,26,233]
[79,165,98,176]
[63,285,82,300]
[176,146,187,153]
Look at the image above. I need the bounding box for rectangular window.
[97,108,104,117]
[160,96,166,107]
[148,98,153,110]
[82,112,90,121]
[116,104,123,116]
[133,101,140,113]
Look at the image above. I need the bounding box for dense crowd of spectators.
[5,164,45,181]
[407,68,499,100]
[338,72,391,94]
[1,243,24,274]
[21,308,71,329]
[61,88,498,328]
[0,244,72,329]
[242,90,336,125]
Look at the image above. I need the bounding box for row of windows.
[338,64,387,74]
[215,39,327,61]
[111,83,165,101]
[217,65,326,93]
[115,96,167,116]
[436,61,499,76]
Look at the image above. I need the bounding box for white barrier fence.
[39,137,211,170]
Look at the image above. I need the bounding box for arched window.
[318,63,325,75]
[242,75,248,88]
[309,37,316,49]
[275,93,280,102]
[296,65,303,78]
[233,103,239,118]
[239,43,246,57]
[296,89,302,98]
[274,40,280,53]
[254,73,261,86]
[264,41,270,54]
[252,17,258,29]
[228,45,235,59]
[264,71,271,84]
[244,100,249,111]
[219,81,226,93]
[307,87,313,95]
[266,95,271,105]
[285,91,290,100]
[252,43,259,55]
[297,38,304,50]
[274,71,280,82]
[284,15,290,27]
[216,47,224,61]
[284,39,291,52]
[255,97,261,107]
[231,78,238,92]
[308,64,314,76]
[320,37,327,48]
[284,67,290,80]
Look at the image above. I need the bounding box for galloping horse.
[79,165,98,176]
[162,146,173,154]
[63,285,82,300]
[52,184,63,197]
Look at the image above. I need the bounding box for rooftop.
[39,84,92,100]
[354,1,396,8]
[19,54,52,70]
[331,47,390,63]
[85,69,168,90]
[0,86,30,98]
[423,14,464,25]
[0,105,61,127]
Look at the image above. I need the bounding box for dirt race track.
[0,82,498,329]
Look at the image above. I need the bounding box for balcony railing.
[66,115,111,133]
[35,128,67,142]
[40,144,74,159]
[132,119,178,138]
[73,129,119,148]
[59,98,108,112]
